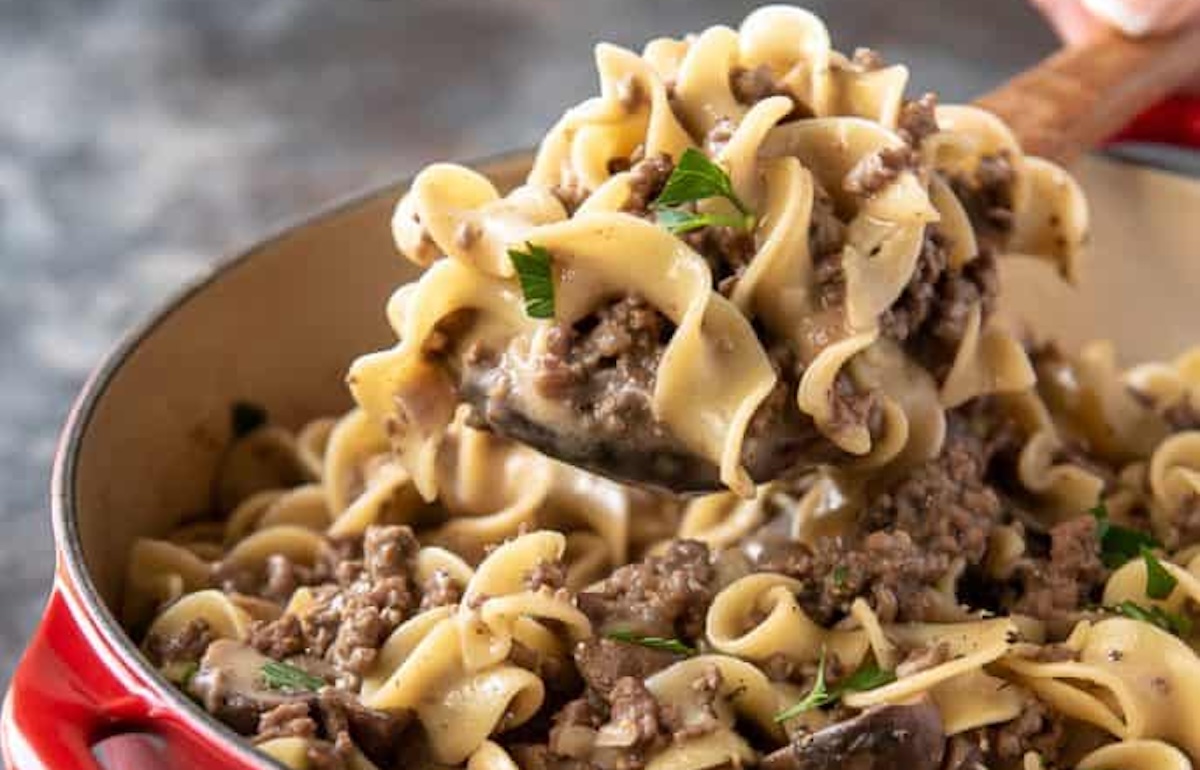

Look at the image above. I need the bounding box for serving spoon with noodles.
[461,23,1200,496]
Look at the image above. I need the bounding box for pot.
[3,113,1198,769]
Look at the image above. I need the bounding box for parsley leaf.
[1110,600,1193,636]
[231,401,268,438]
[262,661,326,692]
[774,649,832,721]
[837,661,897,693]
[651,148,754,232]
[178,661,199,689]
[1142,546,1178,600]
[607,630,695,656]
[655,207,754,235]
[508,243,555,320]
[773,653,895,722]
[832,566,850,588]
[1091,503,1161,568]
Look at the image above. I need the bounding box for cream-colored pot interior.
[63,154,1200,617]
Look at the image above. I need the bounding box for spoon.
[467,23,1200,496]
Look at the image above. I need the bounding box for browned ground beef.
[897,92,939,148]
[843,146,917,197]
[729,64,814,120]
[256,702,317,743]
[247,526,420,677]
[809,183,848,311]
[577,539,716,640]
[622,154,674,216]
[752,417,1003,624]
[950,152,1016,248]
[879,226,950,342]
[901,248,1001,379]
[1010,515,1108,633]
[945,699,1069,769]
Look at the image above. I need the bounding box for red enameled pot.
[3,107,1199,770]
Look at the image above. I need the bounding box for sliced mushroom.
[761,699,945,770]
[189,640,319,734]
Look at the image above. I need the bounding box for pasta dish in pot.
[123,7,1200,770]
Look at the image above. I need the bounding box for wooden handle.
[975,24,1200,164]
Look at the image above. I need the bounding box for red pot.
[3,110,1198,769]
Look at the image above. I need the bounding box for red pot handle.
[1110,95,1200,149]
[2,579,255,770]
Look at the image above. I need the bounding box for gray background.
[0,0,1059,689]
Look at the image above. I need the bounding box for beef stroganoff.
[124,7,1200,770]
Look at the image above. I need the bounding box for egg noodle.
[125,8,1200,770]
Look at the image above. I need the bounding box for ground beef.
[729,64,814,119]
[753,419,1002,624]
[621,154,674,216]
[509,744,594,770]
[573,638,681,697]
[897,92,939,148]
[843,146,917,197]
[528,559,569,591]
[950,153,1016,248]
[248,526,419,678]
[809,185,848,310]
[879,226,949,342]
[144,617,213,666]
[249,613,308,660]
[419,568,462,610]
[255,702,317,743]
[578,539,716,640]
[552,184,590,216]
[603,677,667,761]
[1010,515,1108,632]
[681,224,756,294]
[946,698,1067,769]
[903,249,1000,378]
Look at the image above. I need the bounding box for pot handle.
[1111,95,1200,148]
[2,583,248,770]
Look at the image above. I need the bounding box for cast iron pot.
[4,110,1199,769]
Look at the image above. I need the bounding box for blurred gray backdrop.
[0,0,1058,686]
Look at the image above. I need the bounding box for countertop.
[0,0,1059,687]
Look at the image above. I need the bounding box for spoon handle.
[975,24,1200,164]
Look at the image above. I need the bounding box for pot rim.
[46,149,531,765]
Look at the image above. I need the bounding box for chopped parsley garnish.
[508,243,556,320]
[652,148,755,234]
[1109,600,1193,636]
[1141,546,1178,600]
[1091,503,1161,569]
[773,651,895,722]
[179,661,199,689]
[607,630,695,656]
[511,244,556,319]
[832,566,850,588]
[262,661,325,692]
[231,401,268,438]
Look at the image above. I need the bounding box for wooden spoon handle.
[975,24,1200,164]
